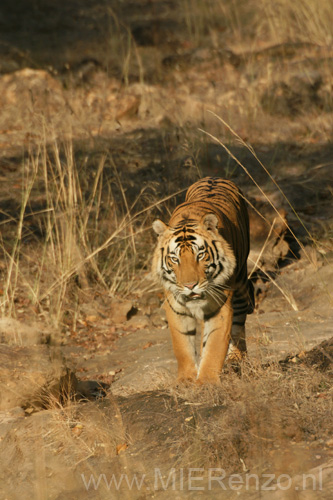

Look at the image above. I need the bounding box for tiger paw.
[175,377,197,389]
[225,348,247,374]
[176,368,197,385]
[226,347,247,362]
[196,375,222,386]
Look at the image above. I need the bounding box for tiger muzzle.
[183,289,205,301]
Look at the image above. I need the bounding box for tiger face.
[152,213,236,318]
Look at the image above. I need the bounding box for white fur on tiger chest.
[185,300,205,320]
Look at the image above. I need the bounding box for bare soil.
[0,1,332,499]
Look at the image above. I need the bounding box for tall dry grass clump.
[182,0,333,46]
[260,0,333,45]
[0,126,187,327]
[0,131,156,327]
[170,361,332,474]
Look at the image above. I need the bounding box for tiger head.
[152,213,236,309]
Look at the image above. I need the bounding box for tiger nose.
[184,281,198,290]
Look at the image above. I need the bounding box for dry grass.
[182,0,333,46]
[46,400,124,464]
[260,0,333,45]
[0,133,154,326]
[104,6,144,85]
[169,361,333,473]
[25,359,332,484]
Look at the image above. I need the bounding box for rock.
[301,337,333,371]
[249,208,292,276]
[110,300,135,324]
[140,293,161,315]
[280,337,333,372]
[0,400,125,500]
[115,94,141,120]
[85,85,141,122]
[131,19,181,46]
[261,71,323,116]
[127,314,151,330]
[0,345,77,410]
[0,317,50,346]
[151,310,167,328]
[0,68,64,112]
[0,407,25,439]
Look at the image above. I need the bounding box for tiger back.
[152,177,254,385]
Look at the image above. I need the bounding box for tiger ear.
[152,219,168,235]
[202,213,219,232]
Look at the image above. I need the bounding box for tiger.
[152,177,254,385]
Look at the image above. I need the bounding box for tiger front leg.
[197,292,233,385]
[227,280,250,364]
[164,300,197,383]
[227,322,247,365]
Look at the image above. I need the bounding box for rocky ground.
[0,1,332,499]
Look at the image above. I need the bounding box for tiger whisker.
[205,287,226,306]
[212,282,232,291]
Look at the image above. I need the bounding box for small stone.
[116,443,128,455]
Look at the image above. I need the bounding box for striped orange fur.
[152,177,254,384]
